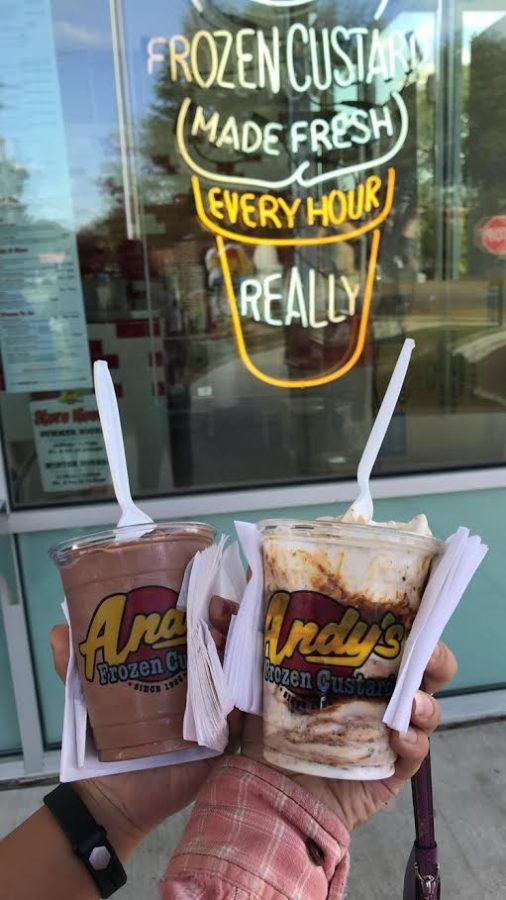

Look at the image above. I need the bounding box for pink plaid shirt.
[160,757,350,899]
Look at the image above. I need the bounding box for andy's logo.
[264,590,405,672]
[79,586,187,685]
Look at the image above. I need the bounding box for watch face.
[89,846,112,871]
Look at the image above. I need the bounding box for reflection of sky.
[375,12,435,105]
[0,0,75,227]
[52,0,189,224]
[123,0,190,119]
[56,48,117,225]
[0,0,116,228]
[462,11,505,65]
[51,0,117,227]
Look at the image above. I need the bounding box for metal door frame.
[0,438,46,778]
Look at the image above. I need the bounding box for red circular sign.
[116,586,186,683]
[480,217,506,256]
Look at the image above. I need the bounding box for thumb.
[50,624,70,682]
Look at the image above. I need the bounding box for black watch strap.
[44,783,127,898]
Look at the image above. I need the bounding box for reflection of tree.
[96,1,421,239]
[467,22,506,275]
[468,31,506,196]
[0,136,87,504]
[0,137,72,268]
[412,75,436,276]
[140,5,299,205]
[81,3,438,351]
[0,138,30,224]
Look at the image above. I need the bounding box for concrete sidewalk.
[2,721,506,898]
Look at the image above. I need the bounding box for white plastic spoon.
[347,338,415,521]
[93,360,154,530]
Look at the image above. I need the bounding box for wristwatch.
[43,783,127,898]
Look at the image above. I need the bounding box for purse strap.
[409,750,441,899]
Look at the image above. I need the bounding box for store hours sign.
[147,0,432,388]
[30,395,111,493]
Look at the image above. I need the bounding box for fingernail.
[430,642,442,662]
[401,728,418,744]
[220,599,233,618]
[414,691,433,718]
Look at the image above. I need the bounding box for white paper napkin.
[60,600,217,783]
[215,540,247,604]
[223,521,264,715]
[183,537,238,751]
[383,527,488,733]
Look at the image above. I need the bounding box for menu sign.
[0,0,91,394]
[147,0,433,388]
[30,395,111,493]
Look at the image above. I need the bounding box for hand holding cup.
[49,595,240,843]
[242,640,457,832]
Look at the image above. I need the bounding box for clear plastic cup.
[260,519,441,780]
[50,522,215,761]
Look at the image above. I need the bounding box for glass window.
[2,1,506,509]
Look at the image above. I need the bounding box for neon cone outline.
[216,229,382,389]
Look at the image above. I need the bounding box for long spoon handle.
[351,338,415,518]
[94,360,133,513]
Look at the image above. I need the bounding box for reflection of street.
[188,346,371,486]
[372,317,502,424]
[452,329,506,408]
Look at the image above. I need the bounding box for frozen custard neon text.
[147,25,428,93]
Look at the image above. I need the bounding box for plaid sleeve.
[160,756,350,900]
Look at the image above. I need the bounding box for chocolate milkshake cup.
[51,522,215,762]
[260,519,441,780]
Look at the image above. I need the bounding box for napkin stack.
[223,521,488,728]
[183,539,245,751]
[223,521,264,715]
[383,527,488,733]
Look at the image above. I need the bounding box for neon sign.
[147,2,431,388]
[177,95,409,189]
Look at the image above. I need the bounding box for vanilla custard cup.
[260,519,441,780]
[51,522,215,762]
